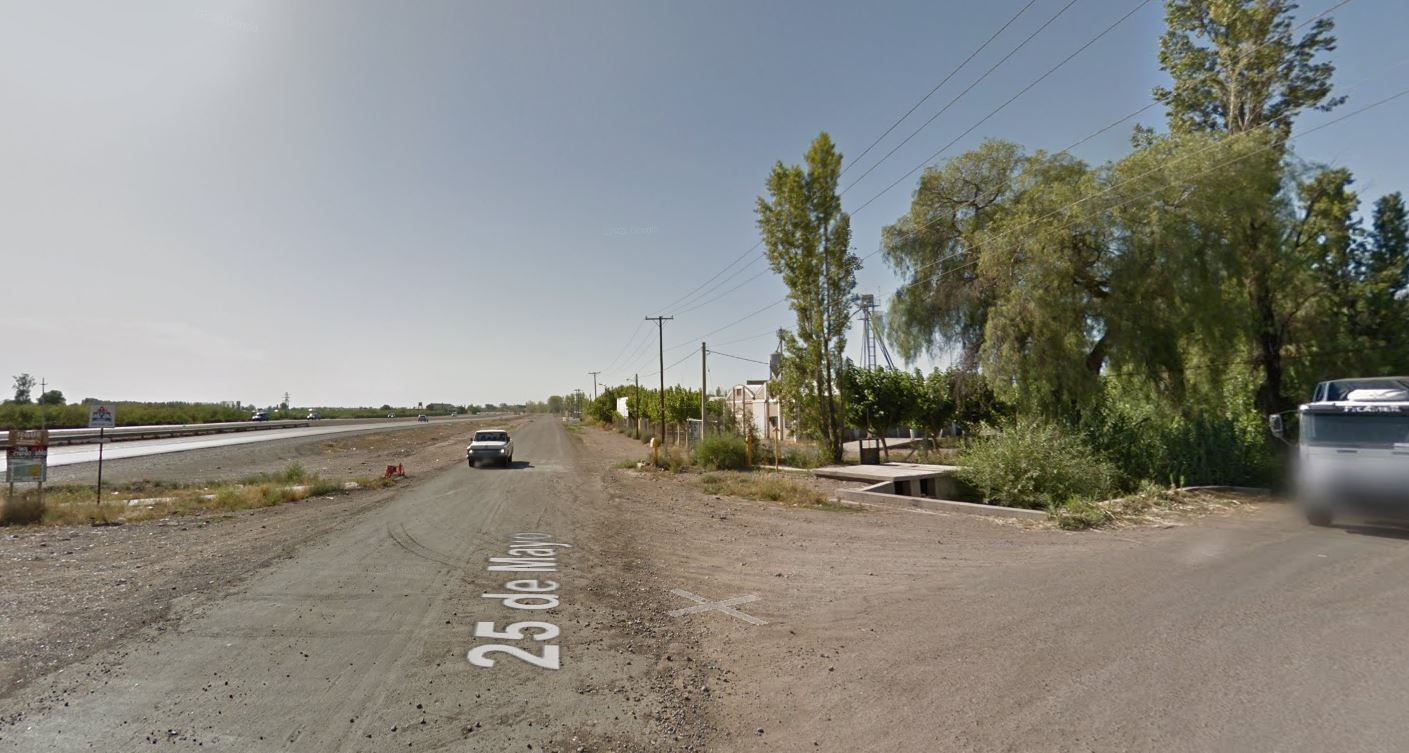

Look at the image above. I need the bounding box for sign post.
[5,429,49,517]
[89,405,115,509]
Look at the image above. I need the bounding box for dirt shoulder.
[571,424,1396,753]
[0,420,509,701]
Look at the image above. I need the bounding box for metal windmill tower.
[858,294,895,371]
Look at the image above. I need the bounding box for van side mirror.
[1267,414,1285,440]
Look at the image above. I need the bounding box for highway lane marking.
[667,589,767,625]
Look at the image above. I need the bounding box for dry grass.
[1,464,397,528]
[696,470,856,512]
[1054,486,1256,530]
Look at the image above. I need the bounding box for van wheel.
[467,458,475,468]
[1305,509,1333,527]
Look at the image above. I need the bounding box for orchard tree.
[906,369,955,445]
[839,364,915,459]
[757,132,860,463]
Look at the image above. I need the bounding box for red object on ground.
[383,464,405,478]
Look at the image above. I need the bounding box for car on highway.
[306,411,321,420]
[467,429,513,467]
[417,414,429,422]
[250,411,269,421]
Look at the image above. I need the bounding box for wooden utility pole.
[645,316,673,436]
[700,342,707,437]
[588,371,601,401]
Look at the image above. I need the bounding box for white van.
[1272,377,1409,526]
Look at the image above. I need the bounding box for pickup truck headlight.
[499,447,508,454]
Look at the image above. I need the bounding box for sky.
[3,0,1407,408]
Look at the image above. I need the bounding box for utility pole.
[645,316,673,431]
[634,373,640,433]
[700,342,707,437]
[588,371,601,401]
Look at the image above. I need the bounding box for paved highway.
[0,417,483,471]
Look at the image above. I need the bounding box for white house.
[724,380,794,442]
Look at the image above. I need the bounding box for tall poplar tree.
[756,133,859,463]
[1153,0,1343,414]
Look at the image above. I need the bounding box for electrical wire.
[842,0,1082,195]
[850,0,1157,214]
[841,0,1041,178]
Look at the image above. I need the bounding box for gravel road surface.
[5,417,1409,752]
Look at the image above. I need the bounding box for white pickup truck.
[466,429,514,468]
[1272,377,1409,527]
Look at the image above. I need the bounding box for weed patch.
[696,470,854,512]
[1,467,392,528]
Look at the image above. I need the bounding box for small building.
[724,380,794,442]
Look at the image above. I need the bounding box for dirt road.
[5,417,1409,752]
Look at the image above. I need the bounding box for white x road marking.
[667,589,767,625]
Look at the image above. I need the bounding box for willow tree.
[756,133,859,462]
[882,128,1297,420]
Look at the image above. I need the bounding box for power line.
[648,80,1407,354]
[675,265,772,315]
[602,320,645,374]
[655,242,762,315]
[665,299,789,352]
[641,0,1059,320]
[710,329,779,348]
[656,0,1175,321]
[851,0,1157,214]
[888,70,1407,295]
[841,0,1041,178]
[858,0,1370,275]
[614,0,1356,371]
[643,348,698,378]
[893,85,1409,301]
[708,349,771,366]
[842,0,1080,195]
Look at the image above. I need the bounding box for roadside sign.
[89,404,116,429]
[7,429,48,448]
[6,445,47,483]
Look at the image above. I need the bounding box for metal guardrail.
[40,420,312,446]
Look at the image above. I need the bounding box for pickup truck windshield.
[1303,413,1409,448]
[474,432,508,442]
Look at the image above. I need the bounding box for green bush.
[958,419,1119,509]
[693,434,749,470]
[1080,384,1279,488]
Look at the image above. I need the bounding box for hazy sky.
[4,0,1406,407]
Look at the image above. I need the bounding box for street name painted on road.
[469,532,571,670]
